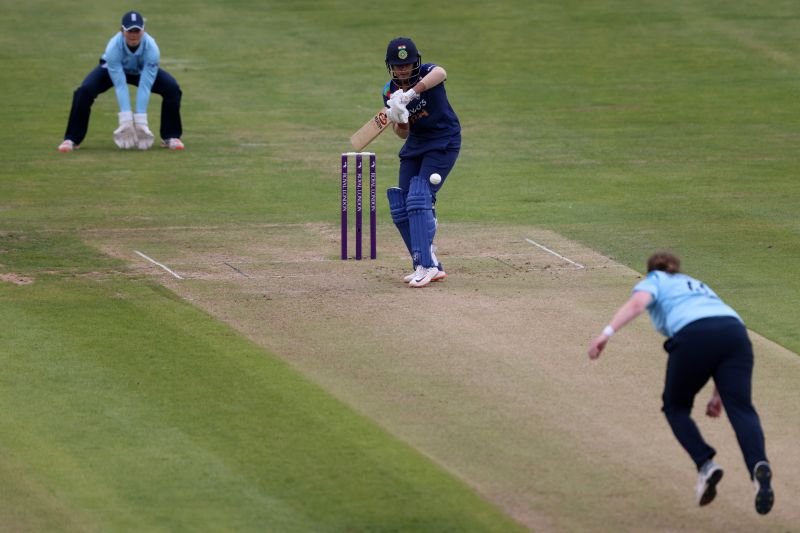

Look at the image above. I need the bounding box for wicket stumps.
[340,152,377,260]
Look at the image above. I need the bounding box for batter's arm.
[393,121,409,139]
[411,66,447,94]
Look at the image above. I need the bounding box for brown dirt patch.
[0,273,34,285]
[89,222,800,532]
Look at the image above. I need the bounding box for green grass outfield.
[1,0,798,530]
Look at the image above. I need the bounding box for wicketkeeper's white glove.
[113,111,137,149]
[399,88,417,104]
[133,113,155,150]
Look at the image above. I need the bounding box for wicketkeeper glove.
[113,111,137,149]
[134,113,155,150]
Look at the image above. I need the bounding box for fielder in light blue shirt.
[633,269,741,338]
[59,11,184,152]
[102,27,160,117]
[588,251,773,515]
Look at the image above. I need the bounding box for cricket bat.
[350,108,390,151]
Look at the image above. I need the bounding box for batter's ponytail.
[647,252,681,274]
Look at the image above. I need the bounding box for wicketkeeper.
[58,11,184,152]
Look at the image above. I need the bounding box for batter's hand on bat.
[399,88,417,104]
[386,101,409,124]
[387,90,404,106]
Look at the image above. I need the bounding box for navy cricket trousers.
[64,62,183,145]
[661,316,768,475]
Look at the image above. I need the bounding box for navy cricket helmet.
[385,37,421,86]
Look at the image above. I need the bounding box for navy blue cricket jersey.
[383,63,461,157]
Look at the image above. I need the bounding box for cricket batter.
[382,37,461,287]
[587,251,774,515]
[58,11,184,152]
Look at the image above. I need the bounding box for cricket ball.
[429,173,442,185]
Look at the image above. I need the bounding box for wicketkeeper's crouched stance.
[58,11,184,152]
[382,37,461,288]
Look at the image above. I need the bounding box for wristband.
[602,325,615,337]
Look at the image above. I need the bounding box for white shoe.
[58,140,78,152]
[405,265,446,283]
[696,460,724,506]
[753,461,774,515]
[408,265,438,288]
[161,138,185,150]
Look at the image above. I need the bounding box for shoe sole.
[404,271,445,283]
[699,469,723,506]
[754,465,774,515]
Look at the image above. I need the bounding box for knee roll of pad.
[387,187,408,224]
[406,175,433,212]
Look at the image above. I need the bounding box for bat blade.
[350,109,390,151]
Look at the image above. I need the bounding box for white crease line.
[525,238,585,269]
[134,250,185,280]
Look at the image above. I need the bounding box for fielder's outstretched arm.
[587,290,652,359]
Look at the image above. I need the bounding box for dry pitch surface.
[92,223,800,532]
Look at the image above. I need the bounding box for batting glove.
[385,105,400,123]
[399,88,417,104]
[113,111,137,149]
[386,101,409,124]
[134,113,155,150]
[387,90,404,106]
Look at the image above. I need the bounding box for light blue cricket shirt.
[102,32,160,114]
[633,270,742,337]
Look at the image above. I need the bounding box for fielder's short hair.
[647,251,681,274]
